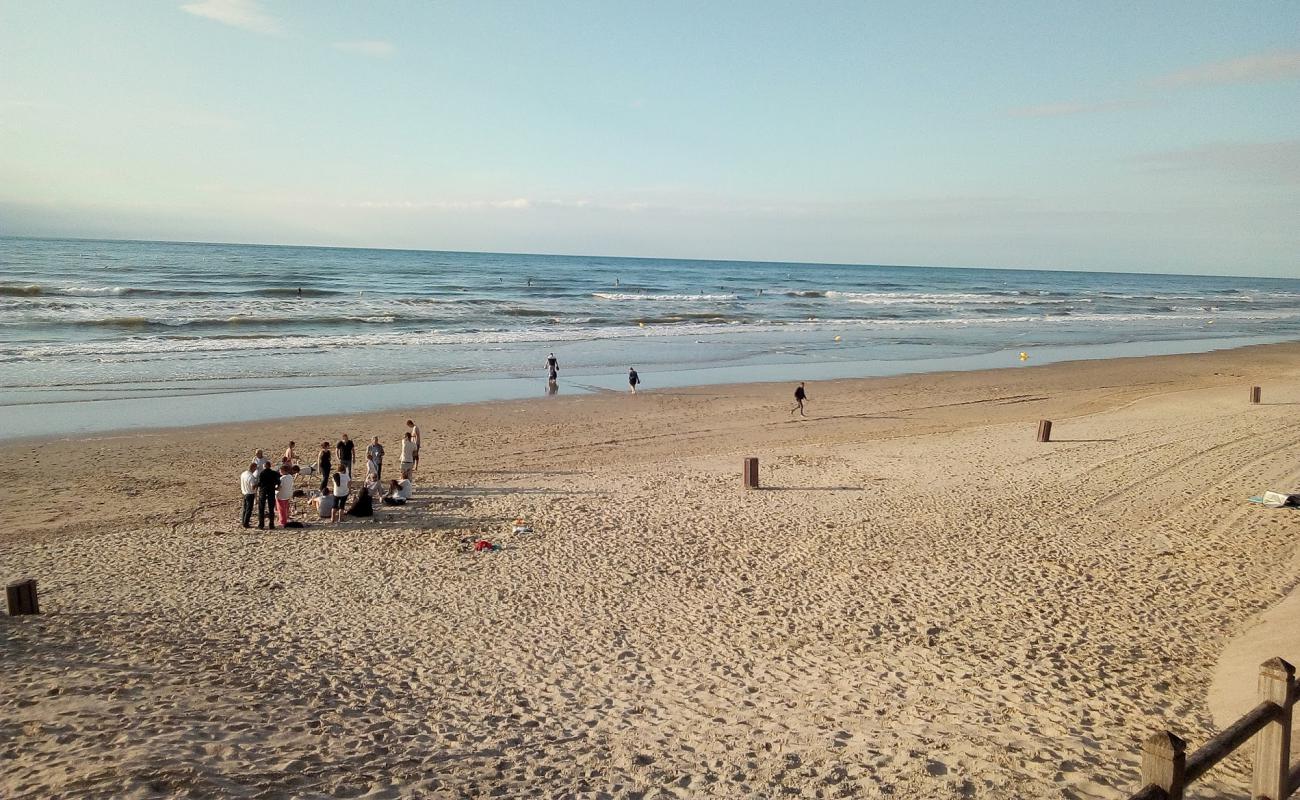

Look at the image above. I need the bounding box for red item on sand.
[474,539,493,552]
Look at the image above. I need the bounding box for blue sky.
[0,1,1297,276]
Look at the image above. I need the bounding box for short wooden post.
[1141,731,1186,800]
[1036,419,1053,442]
[1251,657,1294,800]
[1250,386,1262,404]
[743,457,759,489]
[6,578,39,615]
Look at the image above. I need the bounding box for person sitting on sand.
[276,464,295,526]
[346,489,374,517]
[382,478,413,505]
[330,469,350,522]
[283,441,297,467]
[365,452,379,486]
[791,382,808,417]
[312,492,333,519]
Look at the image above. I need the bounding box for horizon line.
[0,233,1291,283]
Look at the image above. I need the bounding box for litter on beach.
[1248,491,1299,508]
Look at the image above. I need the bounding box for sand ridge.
[3,342,1300,798]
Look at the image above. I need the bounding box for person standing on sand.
[256,460,281,529]
[367,436,384,483]
[406,419,421,472]
[791,382,808,417]
[628,367,640,394]
[546,352,559,384]
[239,461,258,528]
[337,434,355,476]
[317,441,332,493]
[252,449,269,471]
[330,469,350,522]
[399,431,417,479]
[276,464,295,526]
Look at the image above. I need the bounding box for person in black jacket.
[257,463,281,529]
[337,434,355,476]
[317,441,332,494]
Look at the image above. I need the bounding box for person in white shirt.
[239,462,258,528]
[252,449,270,471]
[275,464,295,526]
[382,478,413,505]
[399,431,417,478]
[330,470,350,522]
[405,420,421,472]
[365,454,379,485]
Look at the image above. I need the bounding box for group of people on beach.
[237,419,422,529]
[545,353,642,394]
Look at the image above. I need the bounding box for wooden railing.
[1127,657,1298,800]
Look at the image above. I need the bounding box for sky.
[0,1,1297,277]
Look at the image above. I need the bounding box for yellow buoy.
[834,335,842,342]
[638,321,645,327]
[1019,352,1029,361]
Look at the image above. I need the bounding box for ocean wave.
[593,292,738,302]
[824,291,1075,306]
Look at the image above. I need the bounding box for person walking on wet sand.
[628,367,640,394]
[791,382,808,417]
[546,352,559,384]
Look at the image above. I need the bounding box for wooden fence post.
[1251,657,1294,800]
[1250,386,1262,404]
[743,457,759,489]
[1141,731,1186,800]
[1036,419,1053,442]
[6,578,39,615]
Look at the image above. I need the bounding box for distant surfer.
[628,367,640,394]
[546,352,559,384]
[791,382,808,417]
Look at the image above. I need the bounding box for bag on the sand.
[283,520,305,528]
[1252,491,1299,508]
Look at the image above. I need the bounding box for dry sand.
[3,342,1300,799]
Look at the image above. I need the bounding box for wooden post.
[743,457,759,489]
[1036,419,1053,443]
[6,578,39,615]
[1250,386,1262,404]
[1141,731,1186,800]
[1251,657,1295,800]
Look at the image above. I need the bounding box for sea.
[2,236,1298,440]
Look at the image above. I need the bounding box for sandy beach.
[3,341,1299,799]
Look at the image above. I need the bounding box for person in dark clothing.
[346,490,374,517]
[257,463,281,529]
[317,441,332,493]
[337,434,355,476]
[628,367,640,394]
[791,382,808,417]
[546,352,559,384]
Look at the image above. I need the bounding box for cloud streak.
[333,40,397,58]
[1148,50,1300,89]
[180,0,280,35]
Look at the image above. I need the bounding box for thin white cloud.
[333,40,397,58]
[1149,50,1300,89]
[1008,99,1148,118]
[1137,139,1300,184]
[180,0,281,35]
